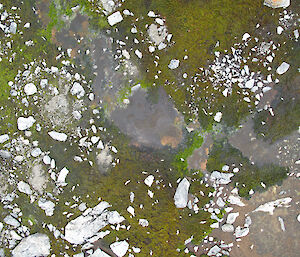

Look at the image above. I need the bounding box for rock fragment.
[276,62,290,75]
[168,59,180,69]
[48,131,67,142]
[264,0,290,8]
[24,83,37,95]
[17,116,36,130]
[174,178,190,208]
[107,11,123,26]
[110,241,129,257]
[12,233,50,257]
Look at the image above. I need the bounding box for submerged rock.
[253,197,292,215]
[174,178,190,208]
[264,0,290,8]
[12,233,50,257]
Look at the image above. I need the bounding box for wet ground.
[111,87,184,148]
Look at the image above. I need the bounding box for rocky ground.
[0,0,299,256]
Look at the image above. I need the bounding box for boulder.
[174,178,190,208]
[12,233,50,257]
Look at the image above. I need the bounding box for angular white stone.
[227,212,239,224]
[65,201,124,244]
[245,79,255,89]
[48,131,67,142]
[38,198,55,216]
[17,181,32,195]
[0,134,9,144]
[139,219,149,227]
[242,33,250,41]
[127,206,135,216]
[168,59,179,69]
[24,83,37,95]
[144,175,154,187]
[110,241,129,257]
[174,178,190,208]
[147,11,156,17]
[70,82,85,98]
[214,112,222,122]
[253,197,292,215]
[4,215,20,227]
[135,49,142,59]
[17,116,36,130]
[277,26,284,35]
[12,233,50,257]
[235,226,249,238]
[228,195,245,207]
[107,11,123,26]
[207,245,221,256]
[57,167,69,186]
[276,62,290,75]
[222,224,234,232]
[264,0,290,8]
[210,171,234,184]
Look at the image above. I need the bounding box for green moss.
[206,139,288,197]
[172,132,204,176]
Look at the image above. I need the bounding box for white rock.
[277,26,284,35]
[139,219,149,227]
[127,206,135,216]
[135,49,142,59]
[174,178,190,208]
[144,175,154,187]
[264,0,290,8]
[235,226,249,238]
[245,79,255,89]
[294,29,299,39]
[168,59,180,69]
[122,49,130,59]
[17,116,36,130]
[17,181,32,195]
[253,197,292,215]
[228,195,245,207]
[43,155,51,165]
[65,202,124,244]
[242,33,250,41]
[48,131,67,142]
[9,22,17,34]
[276,62,290,75]
[149,45,155,53]
[24,83,37,95]
[221,224,234,232]
[4,215,20,227]
[38,198,55,216]
[147,11,156,17]
[210,171,234,184]
[110,241,129,257]
[214,112,222,122]
[227,212,239,224]
[70,82,85,98]
[31,148,42,157]
[107,11,123,26]
[24,22,30,28]
[0,134,9,143]
[57,167,69,186]
[12,233,50,257]
[297,214,300,223]
[207,245,221,256]
[40,79,48,88]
